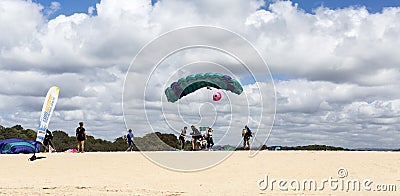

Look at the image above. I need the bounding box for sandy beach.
[0,151,399,195]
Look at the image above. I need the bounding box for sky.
[1,0,400,149]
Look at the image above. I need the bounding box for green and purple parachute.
[165,73,243,103]
[0,138,40,154]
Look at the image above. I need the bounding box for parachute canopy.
[0,138,41,154]
[165,73,243,103]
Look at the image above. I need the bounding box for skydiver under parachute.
[166,73,247,150]
[164,73,243,102]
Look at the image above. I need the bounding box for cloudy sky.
[1,0,400,149]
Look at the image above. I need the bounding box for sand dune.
[0,151,399,195]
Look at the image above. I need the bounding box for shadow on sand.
[28,155,46,161]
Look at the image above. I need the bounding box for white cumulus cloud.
[0,0,399,148]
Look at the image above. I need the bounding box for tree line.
[1,125,350,152]
[0,125,180,152]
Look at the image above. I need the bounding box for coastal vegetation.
[1,125,351,152]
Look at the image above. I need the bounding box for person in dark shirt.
[179,127,187,150]
[190,125,201,150]
[206,127,214,150]
[242,125,253,150]
[43,129,55,152]
[76,122,87,153]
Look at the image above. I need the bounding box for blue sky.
[33,0,99,18]
[35,0,400,19]
[275,0,400,13]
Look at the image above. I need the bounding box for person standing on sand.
[242,125,253,150]
[179,127,187,150]
[206,127,214,150]
[190,125,201,150]
[200,135,208,150]
[43,129,56,153]
[126,129,134,152]
[76,122,87,153]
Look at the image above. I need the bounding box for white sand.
[0,151,399,195]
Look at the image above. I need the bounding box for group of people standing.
[43,123,254,153]
[179,125,214,151]
[42,121,87,153]
[179,125,253,151]
[45,121,134,153]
